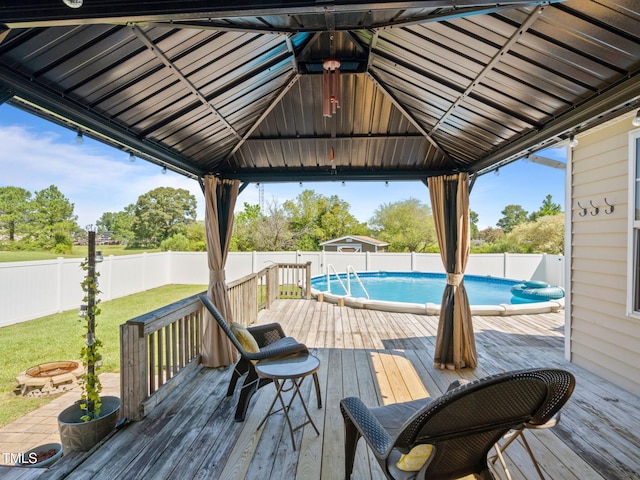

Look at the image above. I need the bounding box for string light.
[129,152,135,163]
[569,135,579,148]
[62,0,83,8]
[162,166,167,175]
[75,131,83,144]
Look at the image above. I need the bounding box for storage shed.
[319,235,388,253]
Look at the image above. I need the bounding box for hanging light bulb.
[162,166,167,175]
[632,110,640,127]
[75,130,83,144]
[569,135,579,148]
[129,152,135,163]
[63,0,83,7]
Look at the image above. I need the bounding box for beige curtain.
[428,173,477,370]
[201,176,240,368]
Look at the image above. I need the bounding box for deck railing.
[120,294,204,421]
[120,262,311,421]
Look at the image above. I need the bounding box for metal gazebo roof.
[1,0,639,183]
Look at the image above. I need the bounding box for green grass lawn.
[0,284,206,428]
[0,245,162,263]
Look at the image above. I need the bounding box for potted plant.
[57,229,120,453]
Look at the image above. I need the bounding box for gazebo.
[1,0,639,371]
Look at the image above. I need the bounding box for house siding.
[571,115,640,396]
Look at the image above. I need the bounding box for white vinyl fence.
[0,251,564,327]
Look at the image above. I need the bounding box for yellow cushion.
[231,322,260,354]
[396,444,434,472]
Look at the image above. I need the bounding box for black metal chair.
[340,368,575,480]
[199,294,322,421]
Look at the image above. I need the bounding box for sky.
[0,103,567,230]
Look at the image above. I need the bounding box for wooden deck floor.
[5,299,640,479]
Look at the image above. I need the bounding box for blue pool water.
[311,271,538,305]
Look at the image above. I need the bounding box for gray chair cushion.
[370,398,438,479]
[370,398,433,439]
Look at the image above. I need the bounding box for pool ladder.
[326,264,370,299]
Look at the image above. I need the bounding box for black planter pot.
[57,396,121,453]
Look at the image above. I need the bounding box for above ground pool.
[310,271,564,316]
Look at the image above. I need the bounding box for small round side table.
[255,353,321,450]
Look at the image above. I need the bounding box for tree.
[184,221,206,251]
[469,210,479,239]
[96,212,118,233]
[110,206,135,245]
[160,221,206,252]
[130,187,197,247]
[506,214,565,253]
[30,185,78,249]
[230,200,297,251]
[253,199,297,251]
[496,204,528,233]
[231,202,262,251]
[283,190,368,250]
[0,186,33,241]
[369,198,436,252]
[529,194,562,222]
[477,227,504,245]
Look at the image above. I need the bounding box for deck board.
[10,299,639,480]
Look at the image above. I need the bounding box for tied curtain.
[428,173,478,370]
[202,176,240,368]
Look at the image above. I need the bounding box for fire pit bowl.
[26,361,80,378]
[16,361,84,397]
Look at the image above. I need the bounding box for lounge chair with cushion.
[199,294,322,421]
[339,368,575,479]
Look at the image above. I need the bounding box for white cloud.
[0,125,204,226]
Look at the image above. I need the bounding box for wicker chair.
[199,294,322,421]
[340,368,575,480]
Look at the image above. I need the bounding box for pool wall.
[312,290,563,316]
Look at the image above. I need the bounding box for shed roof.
[319,235,389,246]
[0,1,638,183]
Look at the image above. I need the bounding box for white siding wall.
[571,115,640,396]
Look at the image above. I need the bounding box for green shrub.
[191,240,207,252]
[52,231,73,254]
[160,233,190,252]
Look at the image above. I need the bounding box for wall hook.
[604,198,614,214]
[577,201,587,217]
[590,200,599,216]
